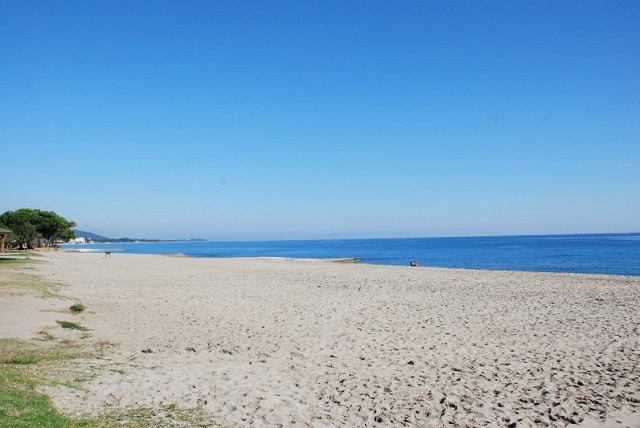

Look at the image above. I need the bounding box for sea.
[60,233,640,276]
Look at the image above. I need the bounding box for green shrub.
[69,303,85,313]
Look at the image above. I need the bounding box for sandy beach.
[3,251,639,427]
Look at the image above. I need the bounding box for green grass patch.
[0,258,27,265]
[0,261,216,427]
[0,339,216,427]
[56,321,89,331]
[69,303,85,314]
[0,369,92,427]
[0,339,93,427]
[1,373,82,427]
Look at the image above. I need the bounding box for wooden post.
[1,233,5,254]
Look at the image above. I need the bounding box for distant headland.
[72,229,206,244]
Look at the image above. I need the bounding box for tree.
[0,210,36,249]
[0,209,76,248]
[12,222,38,250]
[33,210,77,247]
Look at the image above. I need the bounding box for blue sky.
[1,0,638,240]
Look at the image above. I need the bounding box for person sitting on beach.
[410,260,418,267]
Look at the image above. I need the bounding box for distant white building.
[68,237,87,244]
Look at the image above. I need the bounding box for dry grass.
[37,329,57,341]
[96,405,214,427]
[93,340,119,358]
[0,259,66,298]
[0,338,88,383]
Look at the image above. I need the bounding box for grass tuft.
[69,303,85,313]
[56,321,89,331]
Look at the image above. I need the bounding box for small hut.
[0,227,11,253]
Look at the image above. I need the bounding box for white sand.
[0,295,72,340]
[8,252,640,426]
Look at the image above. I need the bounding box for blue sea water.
[61,233,640,276]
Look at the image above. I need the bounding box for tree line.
[0,209,76,249]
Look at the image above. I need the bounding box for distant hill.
[73,229,110,240]
[71,229,206,243]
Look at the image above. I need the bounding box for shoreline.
[60,249,640,279]
[57,232,640,277]
[3,252,639,426]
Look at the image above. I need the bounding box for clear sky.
[1,0,639,240]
